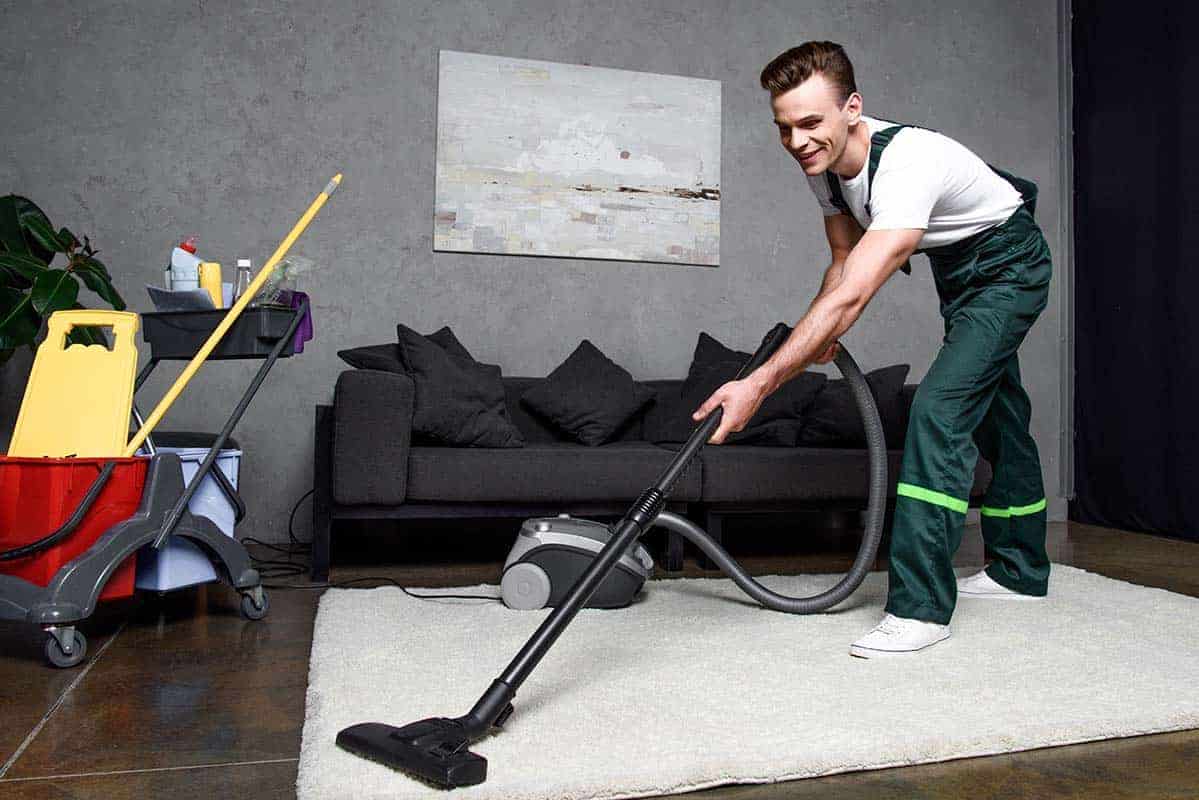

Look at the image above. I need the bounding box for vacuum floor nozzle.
[336,719,487,789]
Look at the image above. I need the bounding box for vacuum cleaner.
[336,323,889,787]
[500,514,654,609]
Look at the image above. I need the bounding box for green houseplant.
[0,194,126,362]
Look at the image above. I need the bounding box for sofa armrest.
[332,369,414,505]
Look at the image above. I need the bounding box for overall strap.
[988,165,1038,217]
[866,122,913,274]
[824,119,909,218]
[865,123,910,215]
[823,171,850,215]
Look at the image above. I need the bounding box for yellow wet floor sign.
[8,310,140,458]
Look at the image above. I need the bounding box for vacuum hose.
[653,346,888,613]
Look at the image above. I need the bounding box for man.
[692,41,1052,658]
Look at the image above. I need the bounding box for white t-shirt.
[806,116,1023,250]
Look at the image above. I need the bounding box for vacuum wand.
[334,324,792,788]
[494,322,790,691]
[654,321,791,494]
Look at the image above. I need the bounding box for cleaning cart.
[0,176,339,667]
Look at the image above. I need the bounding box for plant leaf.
[0,285,41,347]
[75,264,125,310]
[0,196,30,256]
[30,269,80,315]
[21,215,64,254]
[13,197,58,262]
[0,252,48,281]
[77,253,112,281]
[58,226,80,251]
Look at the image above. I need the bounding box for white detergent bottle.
[169,236,202,290]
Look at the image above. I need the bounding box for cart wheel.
[45,630,88,669]
[240,589,270,621]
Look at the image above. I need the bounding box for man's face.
[771,73,860,175]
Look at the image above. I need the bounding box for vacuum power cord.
[242,490,500,603]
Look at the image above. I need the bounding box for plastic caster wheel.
[45,630,87,669]
[240,590,270,621]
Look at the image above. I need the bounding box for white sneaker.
[957,568,1044,600]
[848,613,950,658]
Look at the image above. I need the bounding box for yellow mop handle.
[124,174,342,457]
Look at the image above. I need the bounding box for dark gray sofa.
[310,368,993,580]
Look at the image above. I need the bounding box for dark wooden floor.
[2,518,1198,799]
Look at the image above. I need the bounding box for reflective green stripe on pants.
[981,498,1047,518]
[884,207,1052,625]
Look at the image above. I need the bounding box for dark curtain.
[1070,0,1199,539]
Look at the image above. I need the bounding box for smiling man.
[692,41,1053,657]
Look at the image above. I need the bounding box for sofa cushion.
[338,325,471,373]
[404,442,702,502]
[800,364,911,448]
[697,445,992,503]
[396,324,524,448]
[520,340,655,446]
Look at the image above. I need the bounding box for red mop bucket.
[0,456,149,601]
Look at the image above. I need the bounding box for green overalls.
[825,123,1053,625]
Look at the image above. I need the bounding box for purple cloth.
[279,290,313,354]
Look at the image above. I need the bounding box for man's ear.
[844,92,864,124]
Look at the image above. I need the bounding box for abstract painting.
[434,50,721,266]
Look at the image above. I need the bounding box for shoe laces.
[873,614,908,636]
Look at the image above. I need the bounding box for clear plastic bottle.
[260,254,313,305]
[232,258,254,305]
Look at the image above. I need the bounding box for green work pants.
[885,207,1053,625]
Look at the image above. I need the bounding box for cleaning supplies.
[169,237,202,290]
[124,173,342,458]
[232,259,253,305]
[198,261,223,308]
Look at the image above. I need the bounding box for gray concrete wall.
[0,0,1066,543]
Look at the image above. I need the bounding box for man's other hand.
[691,377,769,444]
[813,341,840,364]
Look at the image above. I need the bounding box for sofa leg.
[311,507,331,583]
[697,510,723,570]
[664,531,685,572]
[311,406,333,583]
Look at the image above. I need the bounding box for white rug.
[297,565,1199,799]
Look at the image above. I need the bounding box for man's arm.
[814,213,864,300]
[758,227,923,394]
[694,226,923,444]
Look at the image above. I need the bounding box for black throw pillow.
[395,324,524,448]
[693,330,751,366]
[423,325,475,362]
[336,342,404,372]
[690,321,793,370]
[644,363,825,445]
[520,339,656,446]
[800,364,911,447]
[682,359,827,426]
[338,325,472,373]
[724,418,806,446]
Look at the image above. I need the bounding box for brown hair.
[759,41,857,105]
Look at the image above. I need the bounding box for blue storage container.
[135,446,241,591]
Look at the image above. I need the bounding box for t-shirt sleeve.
[805,174,844,217]
[867,132,943,231]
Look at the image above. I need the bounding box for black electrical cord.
[241,490,500,603]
